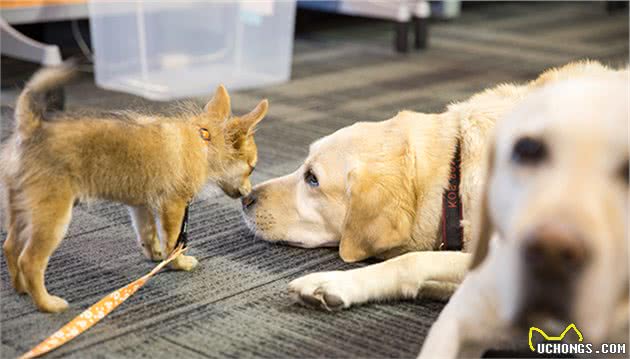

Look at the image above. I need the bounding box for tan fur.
[0,64,268,312]
[468,137,495,269]
[243,60,612,262]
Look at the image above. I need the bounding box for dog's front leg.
[3,188,27,294]
[418,250,507,359]
[289,251,470,310]
[157,200,198,271]
[128,205,163,261]
[18,191,74,312]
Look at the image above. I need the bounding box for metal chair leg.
[394,20,409,53]
[413,16,428,49]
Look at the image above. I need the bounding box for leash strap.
[20,206,192,358]
[19,245,187,359]
[175,204,190,248]
[441,140,464,251]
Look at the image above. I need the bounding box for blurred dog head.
[471,69,629,343]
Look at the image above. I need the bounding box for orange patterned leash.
[19,244,187,359]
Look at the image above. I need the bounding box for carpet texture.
[1,2,628,358]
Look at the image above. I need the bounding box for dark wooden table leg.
[606,1,628,14]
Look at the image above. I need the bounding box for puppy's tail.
[15,61,76,138]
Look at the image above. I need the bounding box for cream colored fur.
[275,61,626,322]
[420,68,628,358]
[243,60,610,262]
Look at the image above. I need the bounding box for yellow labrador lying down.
[419,71,628,358]
[241,61,624,310]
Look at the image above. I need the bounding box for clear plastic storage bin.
[89,1,296,100]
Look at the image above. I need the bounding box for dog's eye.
[304,169,319,187]
[512,137,548,165]
[249,165,255,175]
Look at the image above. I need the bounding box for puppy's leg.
[18,193,73,312]
[289,251,470,310]
[128,205,163,261]
[3,188,27,293]
[157,200,198,271]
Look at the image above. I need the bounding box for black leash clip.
[175,204,190,249]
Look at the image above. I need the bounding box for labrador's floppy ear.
[339,151,417,262]
[205,84,231,119]
[470,139,496,270]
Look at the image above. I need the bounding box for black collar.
[441,140,464,251]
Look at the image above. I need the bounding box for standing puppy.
[419,71,628,357]
[1,64,268,312]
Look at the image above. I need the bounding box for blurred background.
[1,1,628,358]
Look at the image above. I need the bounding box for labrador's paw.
[288,271,355,311]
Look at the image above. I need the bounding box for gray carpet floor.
[1,2,628,358]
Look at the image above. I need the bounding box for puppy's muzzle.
[517,223,589,324]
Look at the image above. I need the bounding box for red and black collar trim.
[441,140,464,251]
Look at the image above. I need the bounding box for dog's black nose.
[516,224,588,326]
[523,224,588,278]
[241,192,257,210]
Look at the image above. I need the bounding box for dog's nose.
[241,192,257,210]
[516,224,588,325]
[523,224,588,278]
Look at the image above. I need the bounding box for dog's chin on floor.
[240,221,309,248]
[239,211,338,249]
[198,182,311,248]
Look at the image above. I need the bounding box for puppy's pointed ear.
[232,99,268,135]
[204,84,231,119]
[339,153,416,262]
[470,139,496,270]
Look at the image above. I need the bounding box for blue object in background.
[298,1,340,12]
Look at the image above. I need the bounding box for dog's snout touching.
[523,224,588,277]
[241,192,258,210]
